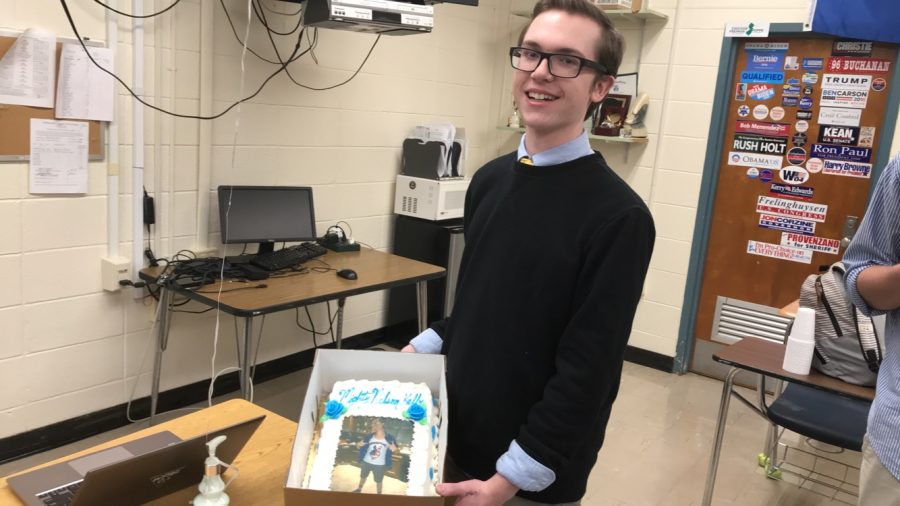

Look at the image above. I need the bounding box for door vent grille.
[711,296,792,345]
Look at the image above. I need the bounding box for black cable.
[219,0,308,65]
[93,0,181,18]
[171,307,216,314]
[252,0,303,37]
[195,284,267,293]
[59,0,305,120]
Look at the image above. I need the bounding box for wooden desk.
[140,249,445,423]
[701,337,874,505]
[0,400,296,505]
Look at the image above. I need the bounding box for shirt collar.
[517,130,593,166]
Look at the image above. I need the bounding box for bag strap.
[852,306,883,373]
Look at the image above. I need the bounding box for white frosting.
[306,380,438,496]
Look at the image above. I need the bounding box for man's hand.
[401,344,417,353]
[437,474,518,506]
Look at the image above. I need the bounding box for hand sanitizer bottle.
[193,435,230,506]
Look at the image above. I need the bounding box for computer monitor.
[218,186,317,255]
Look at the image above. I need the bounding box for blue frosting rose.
[321,400,347,421]
[404,402,427,424]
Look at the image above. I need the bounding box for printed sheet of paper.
[29,119,89,194]
[56,44,114,121]
[0,28,56,108]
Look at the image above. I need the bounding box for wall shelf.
[498,126,649,144]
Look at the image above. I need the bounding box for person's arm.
[844,154,900,314]
[500,207,655,490]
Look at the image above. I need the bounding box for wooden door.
[692,37,896,349]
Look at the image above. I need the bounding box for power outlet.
[101,257,131,292]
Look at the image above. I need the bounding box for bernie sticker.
[733,133,787,155]
[736,120,790,137]
[779,165,809,184]
[786,147,807,166]
[737,104,751,117]
[753,104,770,119]
[858,126,875,148]
[746,50,785,71]
[818,126,860,146]
[728,151,783,170]
[802,57,824,70]
[748,83,776,100]
[827,57,891,74]
[747,240,813,264]
[806,158,823,173]
[792,132,808,147]
[818,107,861,127]
[811,144,871,163]
[781,232,840,255]
[769,106,785,121]
[770,183,813,200]
[822,159,872,178]
[759,214,816,235]
[756,195,828,222]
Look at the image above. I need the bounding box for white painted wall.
[1,0,898,439]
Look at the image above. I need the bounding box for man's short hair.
[518,0,625,120]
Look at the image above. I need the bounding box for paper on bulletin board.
[29,119,89,194]
[55,44,115,122]
[611,73,637,99]
[0,28,56,108]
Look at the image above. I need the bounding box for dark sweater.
[433,151,655,503]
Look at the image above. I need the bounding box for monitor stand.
[226,242,275,264]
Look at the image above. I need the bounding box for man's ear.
[591,74,615,104]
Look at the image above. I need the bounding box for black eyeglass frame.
[509,46,611,78]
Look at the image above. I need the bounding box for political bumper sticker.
[741,71,785,84]
[818,107,862,127]
[827,57,891,74]
[747,240,813,264]
[781,233,840,255]
[786,148,807,166]
[859,127,875,148]
[746,42,789,51]
[749,84,776,101]
[737,105,750,117]
[783,56,799,70]
[770,183,813,200]
[735,83,747,101]
[756,196,828,222]
[759,169,774,183]
[822,159,872,178]
[822,74,873,91]
[818,126,859,146]
[753,104,769,120]
[728,151,783,170]
[746,50,785,70]
[806,158,823,173]
[821,88,869,108]
[810,144,871,163]
[792,132,808,147]
[779,166,809,184]
[802,58,824,70]
[732,134,787,155]
[736,120,790,137]
[832,40,873,57]
[872,78,886,91]
[759,214,816,235]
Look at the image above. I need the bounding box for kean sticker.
[747,240,813,264]
[801,72,819,84]
[748,84,776,100]
[728,151,784,170]
[733,133,787,155]
[826,57,891,74]
[756,196,828,222]
[781,232,841,255]
[780,165,810,184]
[770,183,813,200]
[818,126,859,146]
[818,107,862,127]
[811,144,871,163]
[822,159,872,178]
[858,127,875,148]
[759,214,816,235]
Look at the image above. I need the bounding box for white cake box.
[284,349,449,505]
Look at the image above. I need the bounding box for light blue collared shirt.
[409,131,596,492]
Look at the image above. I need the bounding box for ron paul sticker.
[781,232,841,255]
[818,126,860,146]
[810,144,871,163]
[747,240,813,264]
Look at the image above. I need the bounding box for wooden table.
[0,400,296,505]
[140,249,445,423]
[701,337,874,505]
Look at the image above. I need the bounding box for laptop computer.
[8,415,265,506]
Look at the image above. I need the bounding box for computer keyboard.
[37,480,82,506]
[249,242,327,271]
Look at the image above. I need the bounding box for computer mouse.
[336,268,358,280]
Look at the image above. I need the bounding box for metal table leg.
[335,298,346,349]
[239,317,254,400]
[702,367,741,506]
[415,280,428,333]
[149,286,173,426]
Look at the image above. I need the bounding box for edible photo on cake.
[331,416,414,494]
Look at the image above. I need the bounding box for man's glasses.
[509,47,609,79]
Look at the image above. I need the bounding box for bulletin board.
[0,31,105,162]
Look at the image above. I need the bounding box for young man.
[354,418,399,494]
[403,1,655,504]
[843,153,900,505]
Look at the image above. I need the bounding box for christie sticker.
[832,40,873,57]
[747,240,813,264]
